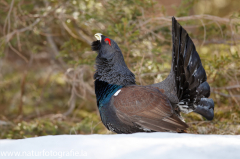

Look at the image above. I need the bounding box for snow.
[1,133,240,159]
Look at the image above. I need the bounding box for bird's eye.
[104,38,111,46]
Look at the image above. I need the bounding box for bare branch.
[212,85,240,90]
[3,0,14,36]
[212,90,240,98]
[200,19,206,47]
[4,18,40,43]
[8,42,28,63]
[61,21,82,41]
[140,15,240,28]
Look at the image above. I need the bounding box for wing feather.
[113,86,188,132]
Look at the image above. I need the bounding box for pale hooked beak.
[94,33,102,41]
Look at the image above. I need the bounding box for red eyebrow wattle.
[104,38,111,46]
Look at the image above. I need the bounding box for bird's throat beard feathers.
[94,52,136,86]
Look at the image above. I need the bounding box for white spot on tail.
[143,128,151,132]
[139,126,151,132]
[114,89,121,96]
[177,104,194,114]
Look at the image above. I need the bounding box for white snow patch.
[0,133,240,159]
[114,89,121,96]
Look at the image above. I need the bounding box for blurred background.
[1,0,240,139]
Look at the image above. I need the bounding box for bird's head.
[91,33,121,60]
[91,33,135,86]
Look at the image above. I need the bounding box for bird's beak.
[94,33,102,42]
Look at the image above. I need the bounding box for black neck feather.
[91,40,101,52]
[92,40,135,86]
[94,51,135,86]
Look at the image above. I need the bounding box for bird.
[91,17,214,134]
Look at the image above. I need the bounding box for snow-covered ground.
[0,133,240,159]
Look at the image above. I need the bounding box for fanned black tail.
[172,17,214,120]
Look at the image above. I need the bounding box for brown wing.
[113,86,188,132]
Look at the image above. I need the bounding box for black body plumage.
[91,17,214,134]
